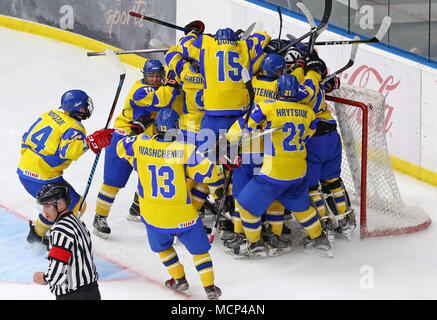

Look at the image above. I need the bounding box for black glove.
[235,29,244,40]
[129,115,154,136]
[163,72,180,89]
[184,20,205,35]
[265,39,290,54]
[325,76,340,93]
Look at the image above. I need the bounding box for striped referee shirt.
[43,212,99,296]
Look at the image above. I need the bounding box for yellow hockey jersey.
[18,109,87,182]
[113,79,183,136]
[165,46,204,133]
[247,99,317,184]
[227,75,278,158]
[177,32,271,116]
[299,70,335,124]
[116,134,224,233]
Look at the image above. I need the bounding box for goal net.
[326,85,431,238]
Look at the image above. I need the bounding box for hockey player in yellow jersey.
[93,59,183,239]
[297,54,355,240]
[224,54,292,254]
[229,74,333,257]
[117,108,224,300]
[177,24,271,145]
[18,90,113,248]
[165,45,213,212]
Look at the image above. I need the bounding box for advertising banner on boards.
[0,0,176,60]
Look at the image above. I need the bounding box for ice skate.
[232,238,267,259]
[26,221,49,251]
[93,214,111,239]
[304,231,333,258]
[165,276,190,297]
[127,193,142,223]
[204,285,222,300]
[219,218,235,240]
[266,232,292,257]
[223,233,245,254]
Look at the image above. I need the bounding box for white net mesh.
[326,85,431,237]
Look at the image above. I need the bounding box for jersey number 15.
[215,50,243,82]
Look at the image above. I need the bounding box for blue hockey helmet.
[143,59,165,74]
[142,59,165,87]
[60,89,93,120]
[260,54,286,79]
[276,74,299,99]
[215,28,238,41]
[155,108,180,133]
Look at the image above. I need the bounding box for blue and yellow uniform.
[235,94,325,242]
[18,108,87,237]
[178,29,271,139]
[95,74,183,223]
[298,69,345,218]
[116,129,224,289]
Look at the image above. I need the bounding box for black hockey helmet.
[37,182,71,208]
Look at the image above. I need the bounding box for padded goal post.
[326,85,431,239]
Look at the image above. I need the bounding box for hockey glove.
[184,20,205,35]
[130,115,154,136]
[325,76,341,93]
[163,72,180,89]
[294,58,306,72]
[214,187,236,215]
[85,129,114,154]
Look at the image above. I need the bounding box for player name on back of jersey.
[47,111,66,126]
[217,39,238,46]
[276,107,309,118]
[183,75,203,84]
[139,146,184,159]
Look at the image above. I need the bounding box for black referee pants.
[56,282,101,300]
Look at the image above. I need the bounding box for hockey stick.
[129,11,187,32]
[286,16,391,46]
[209,68,255,244]
[240,21,263,40]
[277,6,283,39]
[321,36,359,85]
[278,0,332,54]
[78,49,126,211]
[87,48,169,57]
[296,1,318,56]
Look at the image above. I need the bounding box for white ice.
[1,26,437,301]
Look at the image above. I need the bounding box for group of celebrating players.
[18,19,356,300]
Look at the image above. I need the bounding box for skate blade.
[93,229,109,239]
[267,246,292,257]
[304,246,334,258]
[168,288,191,297]
[126,215,142,223]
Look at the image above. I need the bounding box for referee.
[33,182,101,300]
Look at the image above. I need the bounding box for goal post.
[326,85,431,239]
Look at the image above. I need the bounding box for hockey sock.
[193,252,214,288]
[95,184,121,218]
[309,185,326,217]
[35,213,54,238]
[191,182,209,211]
[233,202,244,234]
[159,246,185,280]
[265,200,285,236]
[323,178,346,215]
[237,200,262,243]
[293,207,323,239]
